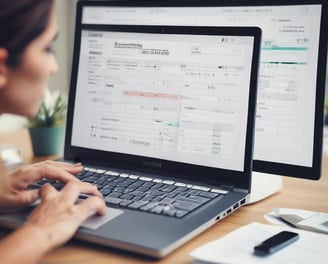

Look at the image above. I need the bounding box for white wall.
[0,0,77,133]
[48,0,77,93]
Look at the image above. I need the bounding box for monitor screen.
[80,0,328,180]
[72,27,257,172]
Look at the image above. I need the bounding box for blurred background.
[0,0,77,133]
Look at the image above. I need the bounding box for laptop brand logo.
[142,159,162,169]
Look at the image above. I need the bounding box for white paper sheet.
[190,222,328,264]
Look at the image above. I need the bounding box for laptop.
[0,2,261,258]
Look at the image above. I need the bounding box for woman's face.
[0,5,58,117]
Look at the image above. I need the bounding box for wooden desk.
[1,129,326,263]
[35,154,327,264]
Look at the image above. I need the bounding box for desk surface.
[33,154,327,264]
[0,125,326,264]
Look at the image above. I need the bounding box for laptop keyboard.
[32,167,229,218]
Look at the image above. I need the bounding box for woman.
[0,1,107,263]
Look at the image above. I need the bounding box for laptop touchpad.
[81,207,123,230]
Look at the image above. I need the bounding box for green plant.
[28,90,67,128]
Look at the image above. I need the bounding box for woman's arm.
[0,160,106,264]
[0,223,53,264]
[0,182,106,264]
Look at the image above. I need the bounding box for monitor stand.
[247,171,283,204]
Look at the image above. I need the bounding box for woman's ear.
[0,48,9,88]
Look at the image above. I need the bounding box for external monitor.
[80,0,328,201]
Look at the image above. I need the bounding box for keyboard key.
[119,200,133,206]
[173,201,200,211]
[120,194,135,200]
[105,197,122,205]
[175,210,189,218]
[128,201,148,209]
[107,192,122,198]
[139,202,158,211]
[100,188,111,196]
[198,191,219,199]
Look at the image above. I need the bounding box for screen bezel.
[73,0,328,180]
[65,0,262,190]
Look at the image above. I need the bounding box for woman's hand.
[0,160,84,211]
[26,181,107,249]
[0,181,107,264]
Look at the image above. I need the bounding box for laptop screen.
[70,24,257,173]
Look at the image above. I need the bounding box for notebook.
[0,2,261,258]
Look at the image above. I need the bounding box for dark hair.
[0,0,54,67]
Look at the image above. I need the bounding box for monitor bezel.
[65,1,262,190]
[76,0,327,180]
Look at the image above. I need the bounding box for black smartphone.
[254,231,299,256]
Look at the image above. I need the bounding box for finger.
[74,196,107,221]
[51,182,97,206]
[13,164,80,188]
[59,182,103,204]
[6,189,40,209]
[37,164,81,183]
[17,189,40,205]
[32,160,83,175]
[33,160,81,168]
[78,182,103,197]
[39,183,58,201]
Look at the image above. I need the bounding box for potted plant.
[28,89,67,156]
